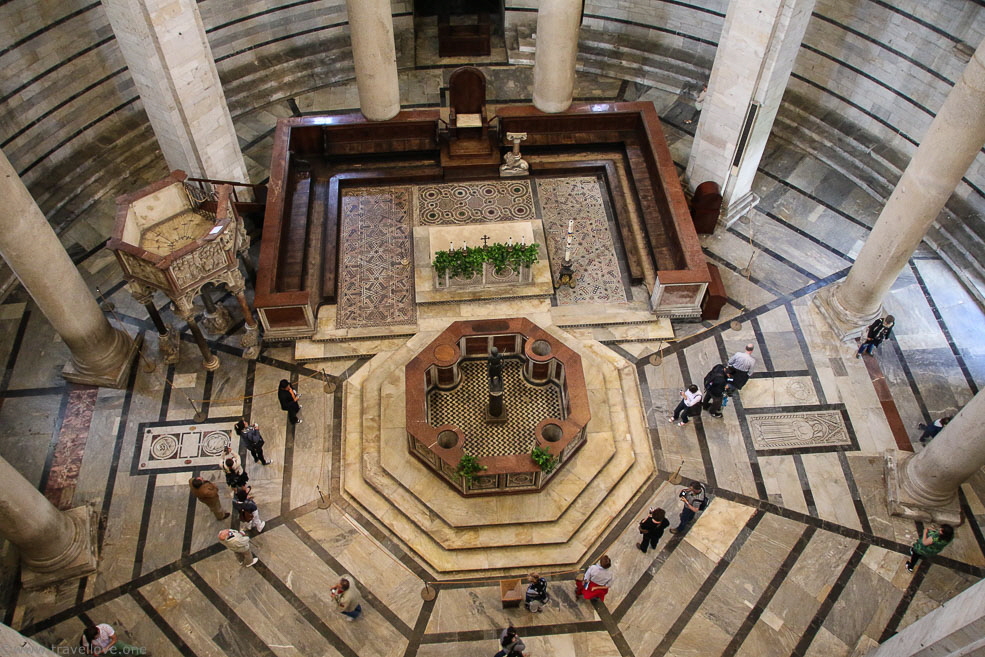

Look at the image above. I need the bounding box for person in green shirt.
[906,524,954,572]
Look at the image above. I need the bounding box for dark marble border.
[791,543,868,655]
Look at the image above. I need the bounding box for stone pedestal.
[812,284,882,342]
[20,505,100,589]
[884,451,962,525]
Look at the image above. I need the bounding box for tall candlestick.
[564,246,571,261]
[568,219,574,233]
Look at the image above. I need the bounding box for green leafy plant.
[455,453,487,483]
[432,242,539,279]
[531,445,558,474]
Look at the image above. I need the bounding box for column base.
[722,191,760,228]
[21,505,99,589]
[203,304,234,334]
[62,332,142,389]
[240,324,261,360]
[884,450,962,525]
[159,326,181,365]
[812,285,882,343]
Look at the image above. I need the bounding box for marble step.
[564,323,674,344]
[295,336,412,362]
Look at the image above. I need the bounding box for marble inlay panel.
[746,410,851,451]
[415,179,534,225]
[133,421,234,473]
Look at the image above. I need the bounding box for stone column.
[0,456,98,587]
[864,576,985,657]
[344,0,400,121]
[815,36,985,339]
[0,150,138,388]
[685,0,816,224]
[532,0,582,113]
[886,390,985,524]
[101,0,250,182]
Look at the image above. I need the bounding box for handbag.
[239,509,254,522]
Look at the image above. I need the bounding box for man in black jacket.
[702,364,728,418]
[235,419,272,465]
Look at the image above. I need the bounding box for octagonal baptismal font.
[405,318,591,495]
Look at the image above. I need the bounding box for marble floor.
[1,73,984,657]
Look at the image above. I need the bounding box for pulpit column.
[0,149,137,388]
[815,36,985,339]
[101,0,250,182]
[532,0,582,113]
[685,0,815,224]
[345,0,400,121]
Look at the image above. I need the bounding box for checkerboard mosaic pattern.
[337,187,417,328]
[135,422,234,473]
[427,360,563,458]
[415,180,535,225]
[536,176,628,304]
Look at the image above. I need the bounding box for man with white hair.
[218,528,258,567]
[726,344,756,391]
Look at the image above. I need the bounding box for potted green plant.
[531,445,558,474]
[455,453,487,483]
[432,242,539,287]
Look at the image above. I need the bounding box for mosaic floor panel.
[427,359,563,458]
[746,410,852,452]
[337,187,417,329]
[133,421,235,474]
[536,176,628,304]
[415,180,535,225]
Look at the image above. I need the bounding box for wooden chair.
[448,67,492,156]
[500,578,525,608]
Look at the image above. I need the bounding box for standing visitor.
[917,416,952,444]
[905,525,954,572]
[702,364,728,418]
[493,626,526,657]
[331,576,363,621]
[278,379,302,425]
[80,622,142,655]
[232,486,265,533]
[669,481,707,535]
[637,507,670,553]
[218,528,258,567]
[235,419,271,465]
[727,344,756,392]
[856,315,895,358]
[670,385,703,426]
[188,476,230,521]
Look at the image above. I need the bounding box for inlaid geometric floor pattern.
[536,176,628,304]
[134,421,234,474]
[745,410,854,452]
[427,359,563,457]
[337,187,417,328]
[415,180,535,225]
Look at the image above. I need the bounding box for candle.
[566,234,572,247]
[449,241,454,251]
[507,236,513,246]
[521,236,525,246]
[568,219,574,233]
[463,240,467,251]
[564,246,571,261]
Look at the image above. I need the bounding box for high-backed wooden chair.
[448,66,492,155]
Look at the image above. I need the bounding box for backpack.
[242,427,264,448]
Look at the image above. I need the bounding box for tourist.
[856,315,895,358]
[232,486,265,533]
[702,364,728,418]
[220,445,248,490]
[906,525,954,572]
[278,379,302,425]
[80,622,142,655]
[670,385,702,426]
[235,419,271,465]
[524,573,548,612]
[218,528,258,567]
[917,416,952,444]
[683,85,706,125]
[669,481,707,535]
[188,476,230,521]
[727,344,756,390]
[331,576,363,621]
[493,626,526,657]
[637,507,670,554]
[576,554,613,601]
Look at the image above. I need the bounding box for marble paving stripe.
[836,450,872,535]
[750,317,774,371]
[757,170,870,231]
[181,565,280,657]
[725,225,822,282]
[181,469,200,557]
[861,354,913,452]
[585,475,665,571]
[792,455,819,518]
[715,334,769,500]
[159,364,174,423]
[329,387,344,496]
[958,489,985,563]
[131,473,158,579]
[755,207,853,261]
[748,370,811,379]
[704,250,784,298]
[256,352,334,382]
[607,343,640,365]
[97,345,143,549]
[403,595,437,657]
[612,532,688,622]
[422,620,606,644]
[252,561,360,657]
[280,374,299,515]
[785,305,827,405]
[713,488,985,577]
[130,589,200,657]
[596,601,635,657]
[791,543,868,656]
[877,556,929,643]
[0,385,69,398]
[242,360,257,421]
[909,262,979,395]
[287,520,414,638]
[676,350,717,488]
[38,385,74,504]
[0,308,30,393]
[886,337,932,426]
[200,370,215,418]
[648,511,765,657]
[634,267,852,369]
[722,524,817,656]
